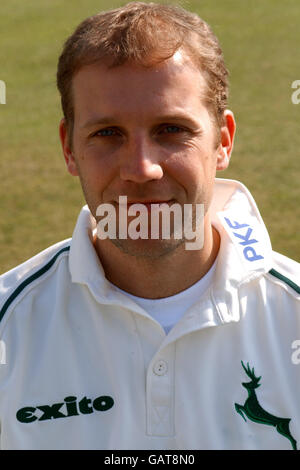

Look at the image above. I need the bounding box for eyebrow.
[80,113,200,130]
[80,117,116,129]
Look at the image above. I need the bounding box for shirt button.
[153,360,168,376]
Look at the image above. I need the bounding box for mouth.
[126,200,174,210]
[113,197,175,210]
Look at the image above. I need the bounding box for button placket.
[146,345,175,436]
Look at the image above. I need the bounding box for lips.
[127,200,171,206]
[126,200,174,210]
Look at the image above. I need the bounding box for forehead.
[72,51,209,123]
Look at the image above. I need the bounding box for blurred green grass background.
[0,0,299,273]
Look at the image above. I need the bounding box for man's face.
[60,51,234,258]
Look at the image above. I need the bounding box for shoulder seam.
[0,246,70,323]
[268,268,300,295]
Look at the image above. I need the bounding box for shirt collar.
[69,205,107,289]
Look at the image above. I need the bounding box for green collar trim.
[269,268,300,294]
[0,246,70,323]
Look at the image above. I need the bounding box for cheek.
[78,145,118,184]
[165,147,217,208]
[73,149,119,213]
[166,148,214,189]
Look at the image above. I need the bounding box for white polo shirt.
[0,178,299,450]
[112,258,217,334]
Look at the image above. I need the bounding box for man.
[0,2,299,450]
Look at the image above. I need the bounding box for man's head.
[57,2,235,259]
[57,1,230,150]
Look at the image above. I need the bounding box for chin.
[110,237,185,260]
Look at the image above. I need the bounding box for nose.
[119,134,163,183]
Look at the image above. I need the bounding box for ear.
[59,118,79,176]
[216,110,236,171]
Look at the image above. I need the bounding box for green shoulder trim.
[269,268,300,295]
[0,246,70,323]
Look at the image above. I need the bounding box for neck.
[94,217,220,299]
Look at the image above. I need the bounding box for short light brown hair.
[57,1,229,148]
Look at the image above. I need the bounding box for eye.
[160,125,184,134]
[94,127,120,137]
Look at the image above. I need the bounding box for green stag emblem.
[235,361,297,450]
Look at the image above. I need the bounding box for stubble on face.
[110,236,185,260]
[97,197,210,260]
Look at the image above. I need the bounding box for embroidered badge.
[235,361,297,450]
